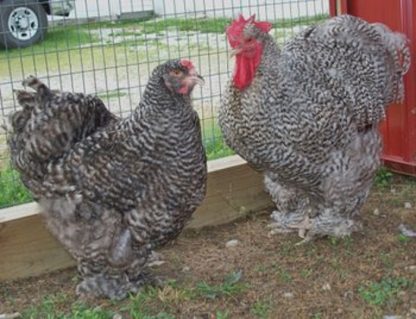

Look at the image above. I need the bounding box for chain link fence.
[0,0,329,208]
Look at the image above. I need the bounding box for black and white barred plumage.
[7,59,207,299]
[219,15,410,241]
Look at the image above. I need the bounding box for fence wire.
[0,0,329,208]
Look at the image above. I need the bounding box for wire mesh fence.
[0,0,329,208]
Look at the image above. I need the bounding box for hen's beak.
[189,69,205,86]
[194,74,205,86]
[229,47,243,58]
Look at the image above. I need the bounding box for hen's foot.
[76,272,156,300]
[267,210,306,235]
[129,271,164,288]
[146,251,166,267]
[287,215,313,240]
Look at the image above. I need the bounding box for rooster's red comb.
[226,14,272,45]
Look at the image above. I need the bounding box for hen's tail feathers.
[6,76,118,196]
[6,76,51,135]
[22,75,51,96]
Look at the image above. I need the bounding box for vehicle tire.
[0,0,48,49]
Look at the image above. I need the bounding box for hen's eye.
[172,69,181,75]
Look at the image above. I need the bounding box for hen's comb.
[180,59,194,69]
[226,14,272,46]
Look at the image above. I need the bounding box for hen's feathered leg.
[265,173,309,234]
[293,129,381,241]
[76,245,151,300]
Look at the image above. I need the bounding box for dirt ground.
[1,174,416,319]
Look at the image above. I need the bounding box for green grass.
[397,234,411,244]
[126,287,177,319]
[0,24,107,77]
[204,135,234,160]
[0,165,32,208]
[272,13,329,28]
[15,273,246,318]
[374,167,393,188]
[251,299,272,319]
[20,288,177,319]
[96,88,128,100]
[0,26,95,58]
[274,266,293,283]
[140,14,329,35]
[201,118,234,160]
[87,16,156,30]
[215,310,231,319]
[195,271,248,300]
[358,277,413,306]
[141,17,232,34]
[21,294,115,319]
[0,34,106,77]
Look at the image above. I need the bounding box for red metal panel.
[330,0,416,176]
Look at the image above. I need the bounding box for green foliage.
[196,271,247,300]
[358,277,412,306]
[251,299,272,319]
[63,304,115,319]
[204,136,235,160]
[127,287,158,319]
[136,313,175,319]
[374,167,393,188]
[215,310,230,319]
[21,295,115,319]
[0,166,32,208]
[201,118,234,160]
[274,266,293,283]
[397,234,411,244]
[300,268,313,279]
[329,235,353,250]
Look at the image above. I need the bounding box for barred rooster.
[219,15,410,242]
[6,59,207,299]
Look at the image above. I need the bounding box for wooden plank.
[0,214,74,281]
[0,156,272,281]
[190,160,272,228]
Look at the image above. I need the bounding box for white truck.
[0,0,75,48]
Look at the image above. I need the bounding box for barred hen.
[6,59,207,299]
[219,15,410,242]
